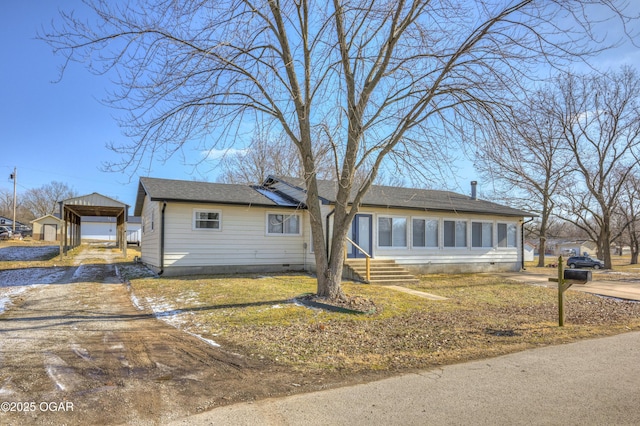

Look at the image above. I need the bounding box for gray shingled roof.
[270,176,535,217]
[134,177,301,216]
[135,176,534,218]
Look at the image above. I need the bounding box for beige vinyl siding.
[31,216,62,241]
[162,203,306,268]
[140,198,161,267]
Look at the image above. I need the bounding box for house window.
[412,218,438,248]
[194,210,221,230]
[443,220,467,248]
[378,216,407,247]
[472,222,493,248]
[498,223,518,247]
[267,213,300,235]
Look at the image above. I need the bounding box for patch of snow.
[0,245,59,261]
[0,267,66,286]
[186,331,221,348]
[0,287,29,314]
[0,377,15,397]
[144,296,221,348]
[129,293,144,311]
[71,344,92,362]
[44,352,81,392]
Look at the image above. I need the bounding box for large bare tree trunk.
[537,236,547,267]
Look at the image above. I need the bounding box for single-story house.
[524,241,536,262]
[0,216,32,236]
[555,240,597,257]
[134,176,535,277]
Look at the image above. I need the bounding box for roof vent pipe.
[471,181,477,200]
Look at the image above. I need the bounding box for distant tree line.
[475,66,640,268]
[0,181,76,226]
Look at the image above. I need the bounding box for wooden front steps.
[343,259,419,285]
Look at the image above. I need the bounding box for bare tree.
[0,188,38,226]
[613,172,640,264]
[22,181,77,218]
[555,67,640,269]
[218,131,336,184]
[475,88,573,267]
[43,0,633,299]
[0,189,12,219]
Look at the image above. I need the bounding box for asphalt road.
[169,269,640,426]
[170,331,640,426]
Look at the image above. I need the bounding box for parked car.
[566,256,604,269]
[0,226,11,240]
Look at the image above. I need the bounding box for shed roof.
[31,214,63,224]
[60,193,129,217]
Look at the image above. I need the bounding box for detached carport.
[59,193,129,257]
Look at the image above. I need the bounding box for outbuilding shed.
[31,214,63,241]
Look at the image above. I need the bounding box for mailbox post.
[558,257,566,326]
[549,256,592,326]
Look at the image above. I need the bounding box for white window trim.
[442,218,468,249]
[497,222,518,248]
[410,216,440,249]
[471,220,494,249]
[377,215,408,249]
[192,208,222,231]
[265,211,303,236]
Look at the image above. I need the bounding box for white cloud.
[201,148,248,160]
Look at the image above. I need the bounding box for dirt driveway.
[0,246,332,425]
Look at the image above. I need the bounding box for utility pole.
[10,167,16,233]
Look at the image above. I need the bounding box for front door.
[347,214,372,258]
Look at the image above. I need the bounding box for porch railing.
[344,237,371,282]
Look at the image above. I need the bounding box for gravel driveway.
[0,245,257,425]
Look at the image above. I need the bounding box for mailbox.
[563,269,592,284]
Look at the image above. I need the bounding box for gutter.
[159,201,167,275]
[521,217,534,271]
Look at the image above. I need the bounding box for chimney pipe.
[471,181,477,200]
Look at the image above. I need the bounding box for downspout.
[325,208,335,260]
[521,217,534,271]
[159,201,167,275]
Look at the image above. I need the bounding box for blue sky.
[1,2,638,211]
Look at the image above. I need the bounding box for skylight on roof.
[254,187,299,207]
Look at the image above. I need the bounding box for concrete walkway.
[170,331,640,425]
[496,271,640,302]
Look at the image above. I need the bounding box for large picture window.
[194,210,221,230]
[472,222,493,248]
[443,220,467,248]
[412,218,438,248]
[378,216,407,247]
[498,223,518,247]
[267,213,301,235]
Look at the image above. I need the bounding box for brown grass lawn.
[126,268,640,374]
[4,241,640,375]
